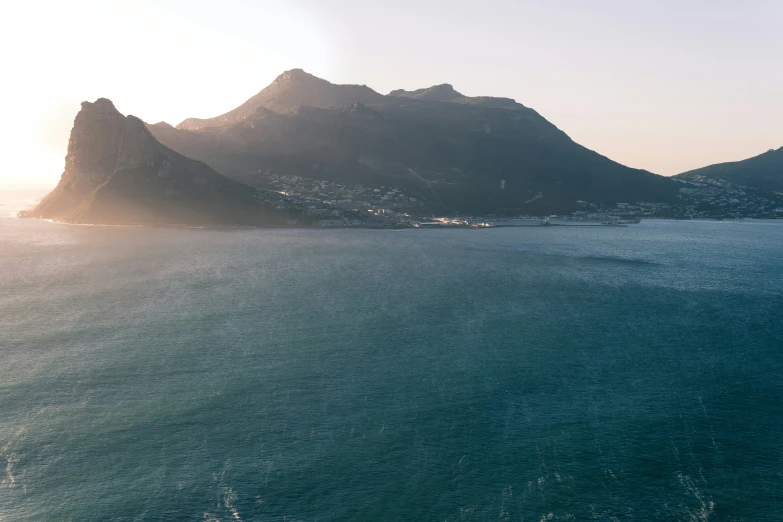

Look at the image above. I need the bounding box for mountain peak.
[273,68,322,85]
[389,84,465,102]
[429,83,460,94]
[81,97,121,115]
[177,69,384,130]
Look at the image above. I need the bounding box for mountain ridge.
[150,69,678,215]
[389,83,520,108]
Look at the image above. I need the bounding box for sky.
[1,0,781,190]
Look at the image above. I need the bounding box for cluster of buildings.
[258,173,423,211]
[253,173,426,228]
[573,178,783,220]
[672,177,783,219]
[251,170,782,228]
[574,200,673,218]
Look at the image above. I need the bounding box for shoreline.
[9,214,780,232]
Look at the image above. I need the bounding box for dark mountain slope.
[23,99,288,226]
[676,147,783,193]
[149,70,678,215]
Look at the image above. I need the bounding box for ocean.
[1,213,781,521]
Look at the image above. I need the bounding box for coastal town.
[252,171,783,229]
[254,172,425,228]
[672,176,783,219]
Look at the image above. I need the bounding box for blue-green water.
[1,217,781,521]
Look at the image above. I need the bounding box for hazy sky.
[2,0,781,189]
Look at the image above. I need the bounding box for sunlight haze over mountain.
[2,0,782,189]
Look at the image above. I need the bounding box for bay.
[1,217,781,521]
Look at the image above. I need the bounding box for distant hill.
[22,99,289,226]
[149,69,677,215]
[676,147,783,193]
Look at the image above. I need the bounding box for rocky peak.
[66,98,127,181]
[26,99,166,220]
[389,84,465,102]
[273,68,320,85]
[177,69,385,129]
[427,84,461,97]
[80,97,121,115]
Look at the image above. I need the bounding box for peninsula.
[21,71,783,226]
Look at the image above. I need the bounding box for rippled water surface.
[1,216,781,521]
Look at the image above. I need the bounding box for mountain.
[675,147,783,193]
[177,69,385,131]
[149,69,678,215]
[22,99,289,226]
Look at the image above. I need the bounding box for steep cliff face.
[23,99,287,226]
[29,99,126,219]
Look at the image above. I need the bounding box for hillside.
[676,147,783,193]
[148,70,678,215]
